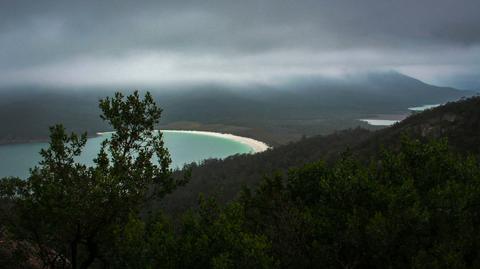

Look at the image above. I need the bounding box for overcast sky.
[1,0,479,89]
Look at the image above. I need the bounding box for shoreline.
[359,119,400,126]
[96,129,271,153]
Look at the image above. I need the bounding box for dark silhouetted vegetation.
[0,91,186,268]
[1,93,480,268]
[97,138,480,268]
[163,97,480,213]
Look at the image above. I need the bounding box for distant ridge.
[0,72,474,145]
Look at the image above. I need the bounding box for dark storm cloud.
[1,0,479,88]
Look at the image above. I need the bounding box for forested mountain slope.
[2,93,480,268]
[358,96,480,156]
[164,97,480,212]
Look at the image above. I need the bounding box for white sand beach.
[161,130,270,153]
[359,119,400,126]
[97,130,270,153]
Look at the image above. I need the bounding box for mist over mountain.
[2,1,480,267]
[0,72,473,145]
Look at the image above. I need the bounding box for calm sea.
[0,131,253,178]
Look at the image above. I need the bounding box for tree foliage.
[0,91,185,268]
[88,137,480,268]
[2,92,480,268]
[109,197,274,269]
[236,137,480,268]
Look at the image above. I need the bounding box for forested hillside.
[2,92,480,268]
[360,96,480,155]
[164,97,480,213]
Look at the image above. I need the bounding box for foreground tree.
[238,138,480,268]
[109,197,275,269]
[98,137,480,268]
[0,91,186,268]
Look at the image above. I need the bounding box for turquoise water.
[0,131,253,179]
[361,103,443,126]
